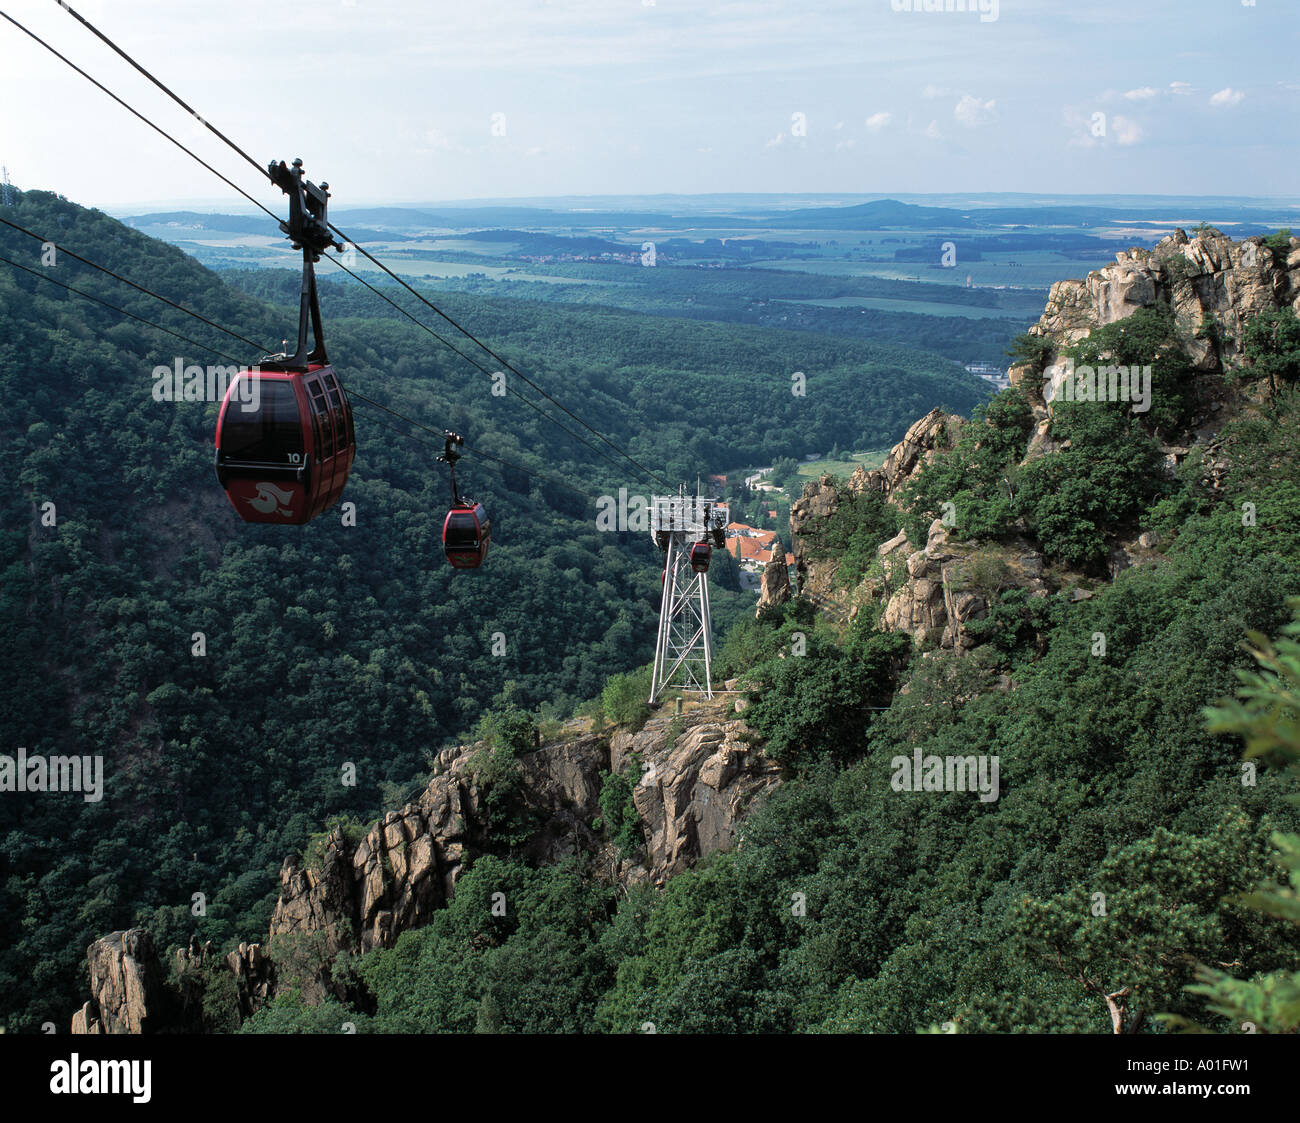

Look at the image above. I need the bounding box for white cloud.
[925,119,943,141]
[865,111,892,132]
[922,84,951,99]
[953,94,997,127]
[1124,87,1158,101]
[1210,87,1245,107]
[1112,115,1143,145]
[764,132,785,149]
[1169,81,1193,95]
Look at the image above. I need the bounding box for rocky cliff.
[790,227,1299,653]
[1012,226,1300,460]
[1020,227,1299,374]
[69,930,173,1035]
[70,700,778,1031]
[791,407,954,615]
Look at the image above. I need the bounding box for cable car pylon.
[648,490,729,704]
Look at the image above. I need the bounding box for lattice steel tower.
[648,492,729,703]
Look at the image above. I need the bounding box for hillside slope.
[0,188,983,1032]
[59,225,1300,1035]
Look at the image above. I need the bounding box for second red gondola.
[443,501,491,569]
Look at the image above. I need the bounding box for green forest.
[245,376,1300,1034]
[0,190,985,1032]
[4,187,1299,1036]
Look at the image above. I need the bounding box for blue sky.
[2,0,1296,209]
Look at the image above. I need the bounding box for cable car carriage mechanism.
[215,159,355,524]
[689,504,726,574]
[439,432,492,569]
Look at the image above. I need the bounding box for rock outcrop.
[851,407,956,502]
[789,228,1295,655]
[267,732,611,960]
[872,520,1049,652]
[790,408,954,613]
[224,942,274,1021]
[266,709,773,951]
[72,703,776,1031]
[1017,229,1299,372]
[70,929,173,1034]
[611,707,781,885]
[1010,228,1300,459]
[757,549,791,611]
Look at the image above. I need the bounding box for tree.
[1185,600,1300,1032]
[1241,307,1300,397]
[745,631,911,770]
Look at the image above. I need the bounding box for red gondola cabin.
[690,541,712,574]
[215,363,356,525]
[443,501,491,569]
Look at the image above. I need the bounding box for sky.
[1,0,1297,212]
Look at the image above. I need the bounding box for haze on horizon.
[1,0,1296,213]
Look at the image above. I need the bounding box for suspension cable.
[0,214,270,351]
[323,234,676,490]
[349,398,593,502]
[0,222,590,500]
[0,251,245,364]
[36,0,676,491]
[0,9,280,223]
[318,254,649,477]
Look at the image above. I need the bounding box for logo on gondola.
[246,483,296,517]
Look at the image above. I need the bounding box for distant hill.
[773,198,981,230]
[123,211,278,236]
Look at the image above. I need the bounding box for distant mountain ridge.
[123,196,1298,238]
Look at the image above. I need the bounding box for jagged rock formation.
[267,732,610,960]
[873,520,1049,651]
[73,702,776,1030]
[270,837,362,958]
[757,549,791,611]
[70,929,172,1034]
[852,407,956,502]
[791,408,954,612]
[1012,228,1300,459]
[223,942,274,1021]
[790,228,1296,654]
[611,708,781,885]
[268,709,776,950]
[1019,229,1299,370]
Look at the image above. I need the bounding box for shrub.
[1006,331,1054,372]
[897,387,1033,547]
[1264,228,1293,254]
[598,752,643,858]
[1241,307,1300,395]
[600,666,654,730]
